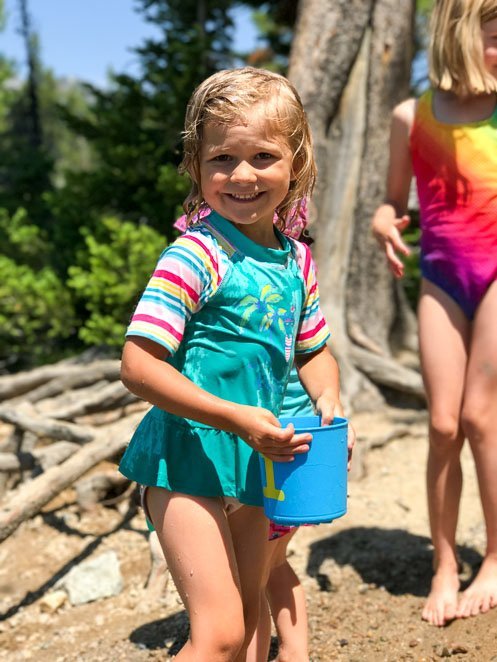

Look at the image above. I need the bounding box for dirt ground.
[1,407,497,662]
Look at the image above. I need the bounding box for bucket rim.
[278,415,348,433]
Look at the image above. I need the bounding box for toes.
[480,595,491,613]
[444,601,457,622]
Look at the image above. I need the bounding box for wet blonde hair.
[429,0,497,97]
[178,67,316,230]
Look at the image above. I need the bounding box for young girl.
[120,67,345,660]
[173,205,317,662]
[372,0,497,628]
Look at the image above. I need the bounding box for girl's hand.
[372,206,411,278]
[233,405,312,463]
[315,394,355,470]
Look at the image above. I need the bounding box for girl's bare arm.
[121,336,311,461]
[372,98,416,278]
[295,345,343,425]
[295,345,355,466]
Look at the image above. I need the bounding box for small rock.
[338,638,349,647]
[39,590,67,613]
[450,644,468,655]
[409,639,420,648]
[56,550,123,606]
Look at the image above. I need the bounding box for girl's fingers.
[385,241,404,277]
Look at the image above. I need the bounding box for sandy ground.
[1,408,497,661]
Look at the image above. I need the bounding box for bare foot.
[422,567,460,627]
[456,555,497,619]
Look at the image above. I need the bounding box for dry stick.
[0,412,141,543]
[20,362,120,404]
[47,381,137,420]
[0,442,80,473]
[0,360,120,401]
[0,405,94,443]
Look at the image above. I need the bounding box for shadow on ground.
[306,526,482,596]
[130,611,190,655]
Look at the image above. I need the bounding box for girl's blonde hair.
[179,67,316,230]
[429,0,497,97]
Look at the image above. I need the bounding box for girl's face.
[482,16,497,79]
[199,108,295,244]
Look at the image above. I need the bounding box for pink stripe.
[302,244,311,280]
[132,314,182,341]
[183,235,220,284]
[298,317,326,341]
[153,270,199,303]
[309,282,317,296]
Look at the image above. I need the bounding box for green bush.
[68,216,167,347]
[0,256,75,368]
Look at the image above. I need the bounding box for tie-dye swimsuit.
[410,90,497,319]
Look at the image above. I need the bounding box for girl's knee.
[195,622,245,661]
[429,411,461,449]
[460,402,488,444]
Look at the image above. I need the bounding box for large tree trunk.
[288,0,421,408]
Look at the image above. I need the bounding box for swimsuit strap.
[202,219,240,259]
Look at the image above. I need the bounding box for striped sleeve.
[126,230,225,354]
[291,240,331,354]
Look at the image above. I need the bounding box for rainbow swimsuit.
[410,90,497,319]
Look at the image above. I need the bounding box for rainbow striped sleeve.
[126,232,223,354]
[292,241,331,353]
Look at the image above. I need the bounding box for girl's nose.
[230,161,257,184]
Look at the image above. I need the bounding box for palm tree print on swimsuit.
[239,285,296,362]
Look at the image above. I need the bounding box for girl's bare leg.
[457,281,497,618]
[227,504,271,662]
[146,488,247,662]
[247,528,308,662]
[418,280,470,626]
[266,531,308,662]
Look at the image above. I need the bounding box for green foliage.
[0,206,75,369]
[417,0,434,16]
[67,216,167,347]
[242,1,298,72]
[0,207,48,268]
[402,217,421,311]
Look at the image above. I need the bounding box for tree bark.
[289,0,419,406]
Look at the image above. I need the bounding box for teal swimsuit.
[119,213,328,506]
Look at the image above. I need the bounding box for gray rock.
[57,550,123,605]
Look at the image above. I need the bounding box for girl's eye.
[211,154,232,162]
[256,152,275,160]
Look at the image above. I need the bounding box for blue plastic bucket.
[259,415,348,526]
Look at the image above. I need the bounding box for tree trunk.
[288,0,419,407]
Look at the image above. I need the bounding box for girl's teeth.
[231,193,259,200]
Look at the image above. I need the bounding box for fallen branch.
[47,381,137,420]
[0,405,95,443]
[0,442,80,473]
[0,360,120,402]
[0,412,141,542]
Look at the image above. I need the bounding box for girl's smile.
[199,108,295,247]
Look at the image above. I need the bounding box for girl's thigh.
[418,279,469,416]
[228,505,270,607]
[146,487,244,632]
[464,281,497,411]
